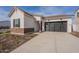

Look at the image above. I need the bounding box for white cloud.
[31,6,67,16]
[0,8,10,21]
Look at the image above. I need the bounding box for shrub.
[0,32,3,34]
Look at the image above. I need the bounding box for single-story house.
[9,7,75,35]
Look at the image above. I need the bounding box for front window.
[13,19,20,27]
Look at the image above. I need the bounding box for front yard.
[0,32,37,53]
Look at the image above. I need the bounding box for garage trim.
[42,19,72,32]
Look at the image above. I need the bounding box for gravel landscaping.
[0,32,37,53]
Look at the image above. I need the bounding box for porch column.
[39,21,42,32]
[67,19,72,32]
[42,21,45,32]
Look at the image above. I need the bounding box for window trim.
[13,18,20,27]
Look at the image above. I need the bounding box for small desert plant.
[0,32,3,34]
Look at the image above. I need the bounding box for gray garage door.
[45,21,67,32]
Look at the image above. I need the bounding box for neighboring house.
[0,21,10,32]
[0,21,10,27]
[75,9,79,32]
[8,7,73,35]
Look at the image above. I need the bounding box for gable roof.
[8,7,16,17]
[9,7,45,18]
[8,7,33,17]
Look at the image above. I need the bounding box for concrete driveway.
[11,32,79,53]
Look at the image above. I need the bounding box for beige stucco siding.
[33,16,42,32]
[10,8,24,28]
[33,16,41,21]
[24,14,38,31]
[67,19,72,32]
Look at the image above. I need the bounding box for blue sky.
[0,6,79,21]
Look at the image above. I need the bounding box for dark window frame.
[13,18,20,27]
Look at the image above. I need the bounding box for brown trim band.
[11,28,34,34]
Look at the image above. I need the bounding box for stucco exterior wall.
[33,16,42,32]
[33,16,42,21]
[10,8,24,28]
[67,19,72,32]
[24,14,38,32]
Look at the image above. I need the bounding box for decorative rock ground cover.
[0,32,37,53]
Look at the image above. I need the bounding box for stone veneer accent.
[11,28,24,34]
[11,27,34,34]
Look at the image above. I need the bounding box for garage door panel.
[60,22,67,32]
[45,21,67,32]
[49,23,54,31]
[54,22,61,32]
